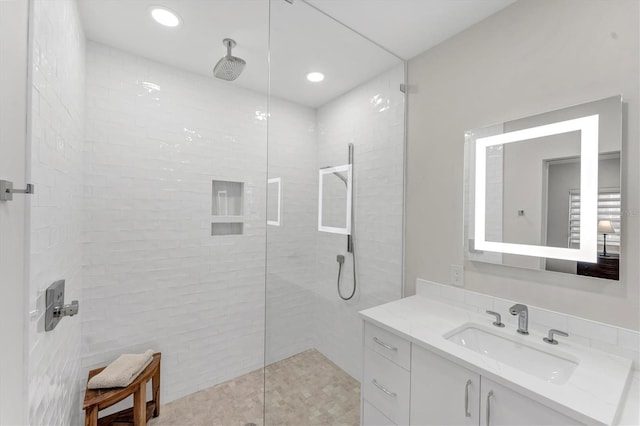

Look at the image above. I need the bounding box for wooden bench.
[83,352,161,426]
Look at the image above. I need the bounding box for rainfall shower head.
[213,38,246,81]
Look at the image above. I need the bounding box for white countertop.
[359,294,633,425]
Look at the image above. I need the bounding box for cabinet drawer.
[365,322,411,370]
[364,348,410,425]
[363,400,396,426]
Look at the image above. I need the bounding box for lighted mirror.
[464,96,622,280]
[318,164,352,234]
[267,177,281,226]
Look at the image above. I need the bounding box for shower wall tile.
[313,65,405,379]
[82,43,271,404]
[29,0,86,424]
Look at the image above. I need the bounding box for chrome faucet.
[543,329,569,345]
[509,304,529,335]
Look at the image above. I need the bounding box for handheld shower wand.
[335,143,356,300]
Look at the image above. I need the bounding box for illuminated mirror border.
[474,115,600,262]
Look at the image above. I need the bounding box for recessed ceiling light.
[150,7,181,27]
[306,72,325,83]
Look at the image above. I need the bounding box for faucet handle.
[543,329,569,345]
[485,310,505,328]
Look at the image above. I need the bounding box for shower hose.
[337,242,357,300]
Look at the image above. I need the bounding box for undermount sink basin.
[444,324,578,385]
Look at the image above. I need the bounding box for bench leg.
[152,365,161,417]
[85,406,98,426]
[133,380,146,426]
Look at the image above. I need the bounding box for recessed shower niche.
[211,179,244,235]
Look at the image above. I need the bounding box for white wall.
[406,0,640,329]
[28,0,86,424]
[82,42,270,403]
[0,0,29,423]
[313,65,405,378]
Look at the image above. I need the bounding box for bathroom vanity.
[359,286,634,425]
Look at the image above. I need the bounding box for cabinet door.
[410,345,480,425]
[480,377,581,426]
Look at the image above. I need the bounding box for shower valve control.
[45,279,80,331]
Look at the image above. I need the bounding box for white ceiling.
[307,0,516,60]
[79,0,515,108]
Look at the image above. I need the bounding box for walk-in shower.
[20,0,404,424]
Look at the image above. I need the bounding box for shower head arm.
[223,38,236,57]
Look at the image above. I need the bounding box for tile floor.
[148,349,360,426]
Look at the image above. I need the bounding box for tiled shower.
[26,0,404,424]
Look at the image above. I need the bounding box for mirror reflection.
[267,178,281,226]
[464,95,622,280]
[318,165,352,234]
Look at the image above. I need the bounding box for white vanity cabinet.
[362,320,585,426]
[410,344,480,425]
[410,345,580,426]
[479,378,579,426]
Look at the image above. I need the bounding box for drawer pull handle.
[373,337,398,352]
[372,379,397,397]
[464,379,472,417]
[486,390,494,426]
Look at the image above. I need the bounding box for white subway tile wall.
[313,66,405,379]
[29,0,86,424]
[82,42,270,404]
[416,279,640,371]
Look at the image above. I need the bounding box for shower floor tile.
[148,349,360,426]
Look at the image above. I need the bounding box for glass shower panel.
[266,1,406,424]
[32,1,271,424]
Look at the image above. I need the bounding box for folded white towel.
[88,350,154,389]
